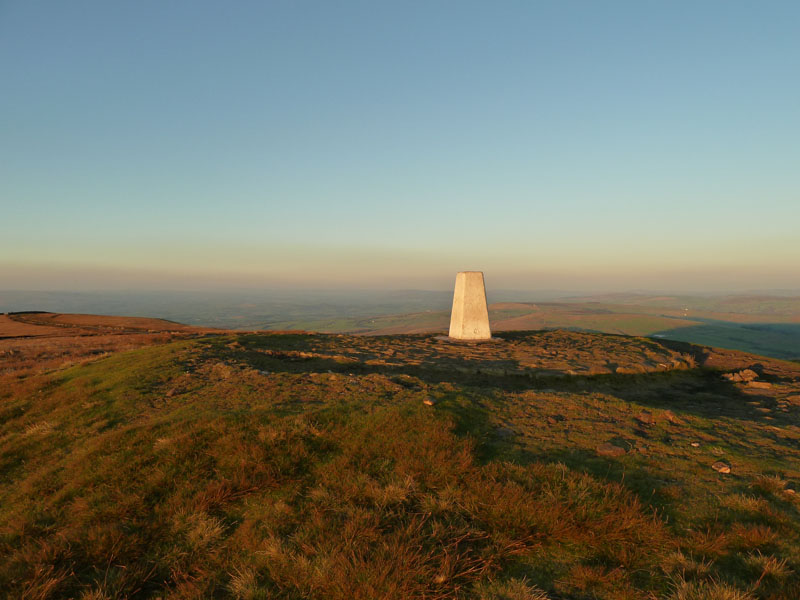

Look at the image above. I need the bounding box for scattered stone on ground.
[723,368,759,383]
[597,443,626,457]
[712,461,731,474]
[691,442,700,447]
[422,397,436,406]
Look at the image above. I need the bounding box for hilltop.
[1,314,800,599]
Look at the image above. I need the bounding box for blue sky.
[1,1,798,291]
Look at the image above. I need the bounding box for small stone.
[712,461,731,474]
[691,442,700,447]
[597,443,626,457]
[423,398,437,406]
[785,489,796,495]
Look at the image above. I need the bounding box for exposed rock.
[739,369,759,381]
[422,397,437,406]
[712,461,731,474]
[691,442,700,447]
[747,381,772,389]
[597,443,626,457]
[723,369,759,383]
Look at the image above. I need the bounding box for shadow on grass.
[516,445,683,527]
[202,333,792,430]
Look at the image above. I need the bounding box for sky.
[1,1,798,293]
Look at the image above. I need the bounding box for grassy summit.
[1,329,799,599]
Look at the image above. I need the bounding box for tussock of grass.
[474,577,551,599]
[669,579,756,600]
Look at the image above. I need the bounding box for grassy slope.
[1,332,800,599]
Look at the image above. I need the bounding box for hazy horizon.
[3,285,800,297]
[3,287,800,326]
[2,263,799,296]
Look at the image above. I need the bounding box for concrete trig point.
[448,271,492,340]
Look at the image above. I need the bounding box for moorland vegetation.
[1,314,799,599]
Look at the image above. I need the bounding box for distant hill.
[1,317,799,598]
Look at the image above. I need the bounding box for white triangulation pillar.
[448,271,491,340]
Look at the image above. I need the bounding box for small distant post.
[448,271,491,340]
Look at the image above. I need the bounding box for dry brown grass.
[0,312,231,382]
